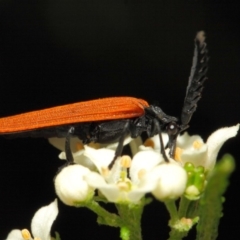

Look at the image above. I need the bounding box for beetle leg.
[153,119,169,162]
[54,127,75,175]
[168,137,177,159]
[108,120,130,169]
[65,126,75,163]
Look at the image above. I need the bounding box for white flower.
[6,199,58,240]
[54,164,95,206]
[84,146,164,203]
[50,124,239,203]
[177,124,239,171]
[139,124,239,200]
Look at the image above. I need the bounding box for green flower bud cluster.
[184,163,206,200]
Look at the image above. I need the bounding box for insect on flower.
[0,31,208,168]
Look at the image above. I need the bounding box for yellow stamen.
[120,155,131,168]
[143,138,155,148]
[76,142,84,151]
[21,229,32,240]
[193,140,203,150]
[138,169,146,180]
[175,147,183,162]
[101,167,109,176]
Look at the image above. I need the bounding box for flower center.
[175,147,183,162]
[193,140,203,150]
[117,179,131,191]
[115,156,132,191]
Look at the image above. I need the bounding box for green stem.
[85,200,122,227]
[178,196,191,218]
[187,199,200,218]
[164,200,179,223]
[165,199,189,240]
[116,203,144,240]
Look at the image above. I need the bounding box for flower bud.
[55,165,94,206]
[151,163,187,200]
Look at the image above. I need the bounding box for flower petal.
[59,149,95,170]
[6,230,23,240]
[31,199,58,240]
[86,171,154,203]
[127,188,152,203]
[180,144,207,167]
[49,137,133,153]
[86,171,107,188]
[105,136,133,150]
[72,150,95,169]
[139,134,169,152]
[86,172,124,202]
[99,185,126,203]
[84,146,115,172]
[206,124,239,170]
[49,137,82,152]
[177,132,203,149]
[93,182,147,203]
[129,137,143,156]
[130,150,164,184]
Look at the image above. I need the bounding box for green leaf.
[196,154,235,240]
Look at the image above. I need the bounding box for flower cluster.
[52,124,239,205]
[6,124,239,239]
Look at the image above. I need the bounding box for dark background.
[0,0,239,239]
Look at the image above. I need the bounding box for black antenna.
[181,31,209,129]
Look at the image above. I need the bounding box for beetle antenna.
[180,31,209,128]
